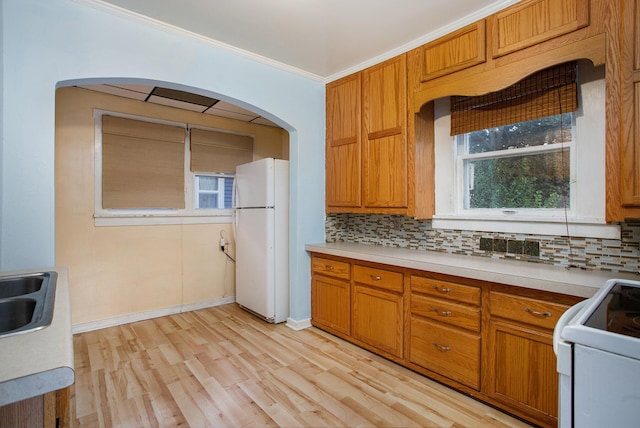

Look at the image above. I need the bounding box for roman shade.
[102,115,186,209]
[450,61,578,136]
[190,128,253,173]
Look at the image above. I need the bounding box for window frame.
[432,62,620,239]
[93,110,236,226]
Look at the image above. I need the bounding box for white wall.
[0,0,325,322]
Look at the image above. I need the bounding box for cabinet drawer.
[411,275,481,305]
[490,291,571,330]
[354,265,403,293]
[409,317,480,389]
[411,294,480,332]
[312,256,350,280]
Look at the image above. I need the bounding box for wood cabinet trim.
[413,32,605,111]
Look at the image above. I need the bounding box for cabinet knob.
[432,308,452,316]
[433,285,452,293]
[524,307,552,317]
[325,265,334,271]
[432,342,451,352]
[370,275,382,281]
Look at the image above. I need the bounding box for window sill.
[431,216,620,240]
[94,210,233,227]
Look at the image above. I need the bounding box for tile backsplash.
[325,213,640,274]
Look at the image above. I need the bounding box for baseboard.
[286,317,312,331]
[72,296,236,334]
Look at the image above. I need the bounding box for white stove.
[554,278,640,427]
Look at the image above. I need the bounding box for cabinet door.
[311,275,350,336]
[492,0,590,57]
[352,284,403,357]
[326,73,361,209]
[362,55,408,209]
[620,0,640,206]
[487,319,558,426]
[416,21,486,82]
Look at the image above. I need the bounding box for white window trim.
[93,110,235,226]
[432,62,621,240]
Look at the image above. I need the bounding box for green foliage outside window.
[461,113,572,210]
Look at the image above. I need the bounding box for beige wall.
[55,87,288,327]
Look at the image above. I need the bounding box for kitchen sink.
[0,272,57,337]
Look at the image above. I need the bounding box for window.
[457,113,573,213]
[195,174,234,209]
[94,111,254,226]
[433,60,620,239]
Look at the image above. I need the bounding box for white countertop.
[0,267,74,406]
[305,242,640,298]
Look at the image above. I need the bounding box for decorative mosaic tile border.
[325,213,640,274]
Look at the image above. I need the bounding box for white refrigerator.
[234,158,289,323]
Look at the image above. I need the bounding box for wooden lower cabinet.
[486,286,582,427]
[352,284,403,357]
[311,275,350,336]
[0,387,70,428]
[311,255,351,336]
[351,264,404,358]
[309,253,583,427]
[487,320,558,425]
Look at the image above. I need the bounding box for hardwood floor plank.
[71,303,531,428]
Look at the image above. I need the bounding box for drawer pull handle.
[525,308,552,317]
[432,343,451,352]
[324,265,334,271]
[370,275,382,281]
[434,285,452,293]
[432,308,452,316]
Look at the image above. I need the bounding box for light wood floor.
[71,303,531,427]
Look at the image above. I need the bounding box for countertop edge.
[0,366,75,407]
[305,243,640,298]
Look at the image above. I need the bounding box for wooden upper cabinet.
[362,55,408,209]
[492,0,590,58]
[326,73,361,209]
[416,21,486,82]
[620,0,640,208]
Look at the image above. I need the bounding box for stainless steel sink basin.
[0,276,43,299]
[0,272,57,337]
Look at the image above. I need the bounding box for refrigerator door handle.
[232,176,238,241]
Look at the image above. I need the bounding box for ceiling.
[77,83,280,127]
[96,0,517,80]
[82,0,518,124]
